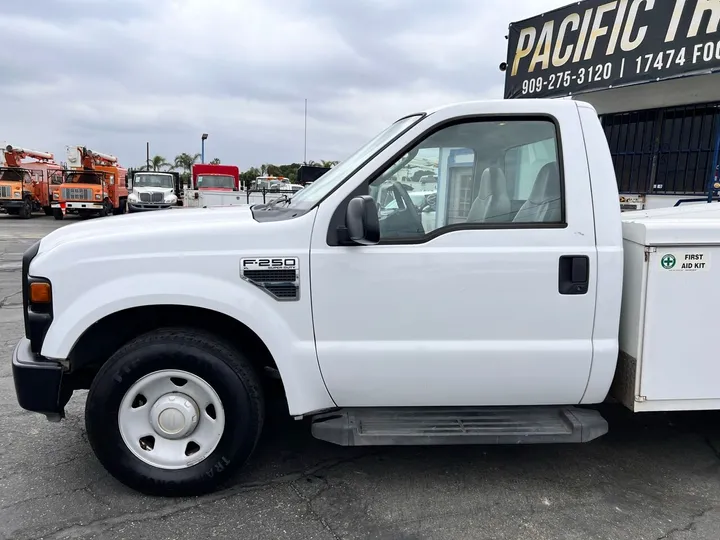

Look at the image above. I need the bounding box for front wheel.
[113,197,127,215]
[52,208,64,220]
[18,198,32,219]
[85,328,264,496]
[99,200,113,217]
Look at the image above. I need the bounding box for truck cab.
[127,170,181,212]
[14,99,627,496]
[183,163,242,208]
[51,146,128,219]
[0,145,61,218]
[192,164,239,191]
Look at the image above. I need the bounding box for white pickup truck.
[12,99,720,497]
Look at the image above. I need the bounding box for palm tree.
[210,158,221,165]
[320,160,339,168]
[150,155,171,171]
[174,153,201,174]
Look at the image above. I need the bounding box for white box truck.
[11,99,720,496]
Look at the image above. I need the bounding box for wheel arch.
[66,304,277,384]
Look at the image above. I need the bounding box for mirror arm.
[336,226,356,246]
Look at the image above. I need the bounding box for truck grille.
[0,185,11,198]
[62,187,93,201]
[139,192,164,203]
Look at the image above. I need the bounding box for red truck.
[191,164,239,191]
[184,163,242,208]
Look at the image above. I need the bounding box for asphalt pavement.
[2,213,720,540]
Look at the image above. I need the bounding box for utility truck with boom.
[51,146,128,219]
[0,144,62,218]
[12,99,720,497]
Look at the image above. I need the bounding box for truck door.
[310,112,599,407]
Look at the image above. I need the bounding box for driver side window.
[368,118,563,241]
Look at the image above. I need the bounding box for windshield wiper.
[265,194,292,208]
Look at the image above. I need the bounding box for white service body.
[183,189,248,208]
[183,189,288,209]
[616,208,720,412]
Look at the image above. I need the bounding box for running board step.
[311,407,607,446]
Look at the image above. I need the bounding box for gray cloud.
[0,0,569,169]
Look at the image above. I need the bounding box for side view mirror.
[344,195,380,245]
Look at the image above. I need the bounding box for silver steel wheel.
[118,369,226,470]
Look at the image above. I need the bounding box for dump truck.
[51,146,128,219]
[0,144,62,218]
[14,99,720,497]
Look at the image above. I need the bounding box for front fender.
[41,272,335,416]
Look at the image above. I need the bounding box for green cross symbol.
[661,254,676,270]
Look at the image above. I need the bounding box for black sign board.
[297,165,331,185]
[504,0,720,99]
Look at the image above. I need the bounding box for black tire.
[113,198,127,215]
[52,208,64,220]
[43,206,53,216]
[85,328,265,496]
[19,198,32,219]
[99,200,111,217]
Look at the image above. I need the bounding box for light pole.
[201,133,208,164]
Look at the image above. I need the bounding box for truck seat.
[466,167,511,223]
[512,162,562,223]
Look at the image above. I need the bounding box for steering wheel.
[389,181,424,233]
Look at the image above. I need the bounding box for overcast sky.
[1,0,569,169]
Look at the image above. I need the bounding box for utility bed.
[614,204,720,412]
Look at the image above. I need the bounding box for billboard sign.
[504,0,720,99]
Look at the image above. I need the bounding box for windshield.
[134,173,174,188]
[0,168,29,182]
[197,175,235,189]
[290,114,423,208]
[66,171,103,185]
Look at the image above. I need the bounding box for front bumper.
[128,202,173,212]
[12,338,65,419]
[51,202,103,210]
[0,199,24,209]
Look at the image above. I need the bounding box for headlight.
[13,192,21,198]
[95,194,102,200]
[128,193,138,202]
[165,194,177,203]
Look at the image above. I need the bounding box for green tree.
[174,153,201,175]
[240,166,261,189]
[320,160,339,168]
[150,155,171,171]
[266,164,282,177]
[209,157,221,165]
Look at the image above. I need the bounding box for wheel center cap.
[158,408,185,434]
[150,393,199,439]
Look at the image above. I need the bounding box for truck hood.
[38,206,255,255]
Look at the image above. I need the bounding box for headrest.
[477,167,507,199]
[528,162,560,204]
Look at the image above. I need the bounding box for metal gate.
[601,103,720,195]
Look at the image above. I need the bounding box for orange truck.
[0,144,62,218]
[51,146,128,220]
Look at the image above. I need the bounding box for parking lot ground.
[2,213,720,540]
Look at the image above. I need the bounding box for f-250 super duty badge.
[240,257,299,301]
